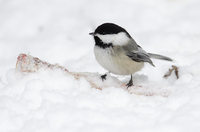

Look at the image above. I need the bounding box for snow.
[0,0,200,131]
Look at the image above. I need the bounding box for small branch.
[163,65,179,79]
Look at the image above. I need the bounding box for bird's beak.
[89,32,95,36]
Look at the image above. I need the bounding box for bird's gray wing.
[123,39,172,66]
[126,50,155,67]
[123,41,155,66]
[137,43,173,61]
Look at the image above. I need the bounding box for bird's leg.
[126,75,133,88]
[101,72,111,81]
[101,74,107,81]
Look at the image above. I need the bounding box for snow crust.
[0,0,200,131]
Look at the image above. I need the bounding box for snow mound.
[1,54,199,132]
[16,53,173,97]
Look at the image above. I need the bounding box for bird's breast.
[94,46,144,75]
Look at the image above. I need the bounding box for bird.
[89,23,173,88]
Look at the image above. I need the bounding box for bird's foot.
[126,80,133,88]
[126,75,133,88]
[101,74,107,81]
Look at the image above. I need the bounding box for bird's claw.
[101,74,107,81]
[126,80,133,88]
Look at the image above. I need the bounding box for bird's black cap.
[93,23,131,38]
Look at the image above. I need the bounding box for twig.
[163,65,179,79]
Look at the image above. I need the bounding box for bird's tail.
[148,53,173,61]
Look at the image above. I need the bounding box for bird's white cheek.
[113,33,129,46]
[96,33,130,46]
[96,34,115,44]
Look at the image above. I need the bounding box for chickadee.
[89,23,172,87]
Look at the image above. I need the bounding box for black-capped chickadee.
[89,23,172,87]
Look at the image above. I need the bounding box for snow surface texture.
[0,0,200,132]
